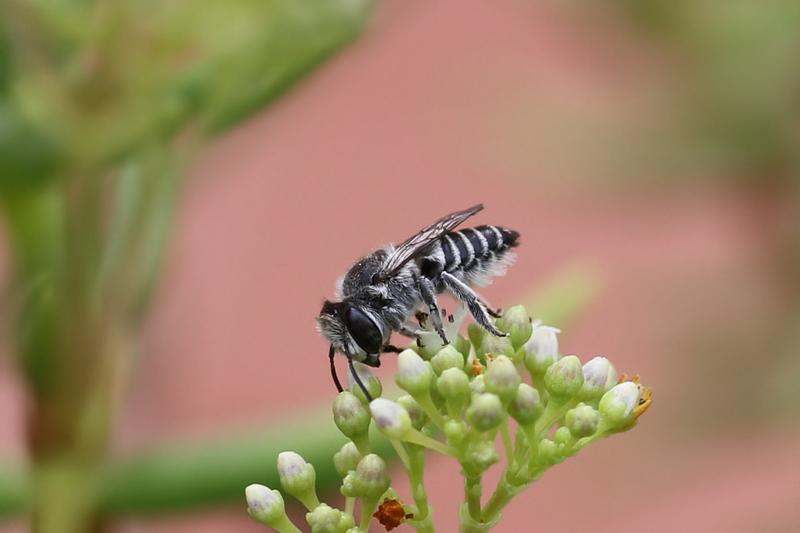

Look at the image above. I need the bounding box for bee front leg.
[418,276,449,344]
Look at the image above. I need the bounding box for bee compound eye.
[344,307,383,354]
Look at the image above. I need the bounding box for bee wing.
[378,204,484,278]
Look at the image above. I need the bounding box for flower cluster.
[246,304,651,532]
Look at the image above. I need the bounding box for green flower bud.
[332,391,371,441]
[245,484,289,527]
[277,452,319,510]
[466,441,501,470]
[333,442,363,478]
[544,355,584,402]
[553,426,571,445]
[466,393,504,432]
[444,419,467,442]
[396,394,428,431]
[484,355,522,403]
[437,367,470,404]
[495,305,533,350]
[470,374,487,395]
[306,503,354,533]
[598,381,641,429]
[578,357,617,401]
[508,383,543,426]
[370,398,412,440]
[566,403,599,438]
[537,439,562,464]
[341,454,391,500]
[347,363,382,404]
[480,332,515,359]
[523,323,561,375]
[431,345,465,375]
[455,334,472,360]
[395,349,434,395]
[467,322,486,352]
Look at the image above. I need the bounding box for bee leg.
[484,303,503,318]
[418,276,449,344]
[329,344,344,393]
[440,271,506,337]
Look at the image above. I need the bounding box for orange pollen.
[472,359,484,376]
[374,498,414,531]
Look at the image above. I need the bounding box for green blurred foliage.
[619,0,800,182]
[0,0,375,529]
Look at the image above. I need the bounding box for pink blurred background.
[3,0,799,531]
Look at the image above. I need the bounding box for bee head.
[317,300,384,356]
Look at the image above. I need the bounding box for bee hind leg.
[440,271,506,337]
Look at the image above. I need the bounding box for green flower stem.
[498,419,515,469]
[520,424,540,464]
[532,398,578,441]
[461,464,483,522]
[406,444,431,524]
[412,391,448,429]
[345,496,355,518]
[480,471,528,524]
[359,496,379,532]
[401,430,458,458]
[351,433,371,457]
[458,502,501,533]
[529,371,547,401]
[445,397,465,421]
[389,439,411,470]
[268,516,303,533]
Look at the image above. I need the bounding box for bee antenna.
[347,355,373,403]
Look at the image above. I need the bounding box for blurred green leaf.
[99,415,394,515]
[0,463,27,516]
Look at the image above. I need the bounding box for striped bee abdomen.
[424,225,520,287]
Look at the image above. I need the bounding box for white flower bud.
[598,381,641,429]
[277,452,319,510]
[523,323,561,375]
[369,398,412,440]
[578,357,617,401]
[245,484,287,526]
[395,349,434,395]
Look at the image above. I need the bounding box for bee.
[317,204,520,400]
